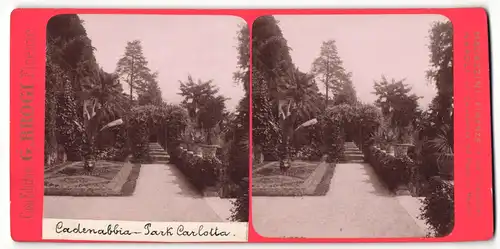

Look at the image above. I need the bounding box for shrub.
[94,125,130,162]
[420,177,455,237]
[127,107,151,163]
[363,146,414,192]
[95,147,131,162]
[294,145,323,161]
[170,147,220,191]
[292,123,323,161]
[319,108,345,162]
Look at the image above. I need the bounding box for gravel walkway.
[44,163,224,222]
[252,163,426,238]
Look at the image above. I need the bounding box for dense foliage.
[227,24,250,222]
[45,14,95,165]
[373,76,420,143]
[252,69,280,160]
[178,76,227,144]
[419,177,455,237]
[54,83,86,161]
[252,16,291,161]
[418,20,454,237]
[252,16,338,169]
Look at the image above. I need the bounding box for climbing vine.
[127,104,189,162]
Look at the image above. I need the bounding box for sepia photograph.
[43,14,249,224]
[252,15,454,238]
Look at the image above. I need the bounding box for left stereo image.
[42,14,249,241]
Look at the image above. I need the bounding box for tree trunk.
[325,84,329,110]
[325,60,330,111]
[206,128,212,144]
[279,112,296,172]
[129,58,134,104]
[278,117,289,172]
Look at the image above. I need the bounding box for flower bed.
[252,160,335,196]
[363,146,414,192]
[44,161,141,196]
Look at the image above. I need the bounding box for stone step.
[149,148,164,151]
[344,152,362,156]
[149,146,164,149]
[344,154,363,158]
[151,155,169,159]
[344,150,362,154]
[344,147,360,150]
[339,159,365,163]
[344,154,364,160]
[342,151,363,155]
[149,148,165,151]
[151,155,168,159]
[150,150,167,154]
[149,153,169,157]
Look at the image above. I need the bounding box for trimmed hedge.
[363,146,414,192]
[170,147,220,192]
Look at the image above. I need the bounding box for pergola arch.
[127,104,189,162]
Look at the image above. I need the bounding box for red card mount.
[10,8,492,243]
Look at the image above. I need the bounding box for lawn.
[44,161,142,197]
[252,160,335,196]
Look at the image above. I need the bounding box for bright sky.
[79,14,246,111]
[274,14,450,108]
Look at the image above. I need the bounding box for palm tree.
[278,67,320,172]
[77,68,128,170]
[428,124,454,178]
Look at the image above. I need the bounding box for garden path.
[44,163,228,222]
[252,143,427,238]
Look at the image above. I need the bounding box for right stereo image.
[251,14,454,239]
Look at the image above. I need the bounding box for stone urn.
[253,144,264,165]
[83,159,96,171]
[379,143,389,152]
[394,143,413,158]
[199,144,219,158]
[437,153,454,180]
